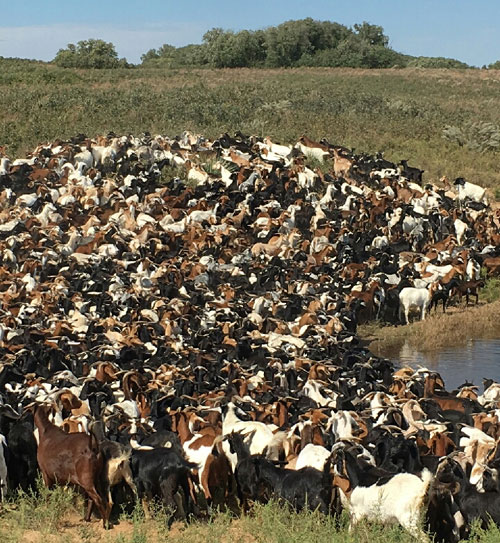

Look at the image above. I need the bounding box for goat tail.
[419,468,434,509]
[420,468,433,489]
[210,434,224,456]
[269,430,287,451]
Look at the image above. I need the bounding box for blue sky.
[1,0,499,66]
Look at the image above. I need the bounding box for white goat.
[399,287,432,324]
[222,402,285,470]
[454,218,468,246]
[340,469,433,542]
[455,179,488,205]
[295,443,330,471]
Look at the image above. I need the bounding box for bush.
[442,121,500,152]
[407,56,470,69]
[53,39,130,69]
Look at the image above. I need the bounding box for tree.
[53,39,129,68]
[353,22,389,47]
[141,44,176,65]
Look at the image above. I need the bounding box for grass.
[2,60,500,191]
[0,482,79,542]
[1,490,500,543]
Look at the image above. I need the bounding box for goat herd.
[0,131,499,542]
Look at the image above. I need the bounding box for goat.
[399,160,424,184]
[295,443,331,471]
[437,457,500,532]
[453,178,488,205]
[34,405,110,527]
[234,452,332,514]
[333,445,432,541]
[222,403,285,470]
[99,440,138,515]
[130,448,197,523]
[0,434,7,500]
[399,286,434,324]
[451,280,484,306]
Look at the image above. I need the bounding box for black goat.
[399,160,424,184]
[130,448,197,523]
[229,432,333,514]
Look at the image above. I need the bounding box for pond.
[382,339,500,392]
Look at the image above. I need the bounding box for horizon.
[1,1,499,67]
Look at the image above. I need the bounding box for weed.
[10,477,78,534]
[77,522,97,542]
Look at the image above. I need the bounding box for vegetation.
[1,60,500,191]
[0,487,499,543]
[406,56,470,69]
[442,121,500,153]
[53,39,130,69]
[139,18,467,70]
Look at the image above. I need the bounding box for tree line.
[51,19,496,70]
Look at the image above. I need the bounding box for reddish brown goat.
[451,280,485,305]
[34,405,110,527]
[423,374,476,413]
[483,257,500,277]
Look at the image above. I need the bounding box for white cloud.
[0,22,206,63]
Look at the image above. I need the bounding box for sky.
[0,0,499,66]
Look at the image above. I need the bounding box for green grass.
[1,489,500,543]
[1,60,500,191]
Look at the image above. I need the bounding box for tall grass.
[1,60,500,190]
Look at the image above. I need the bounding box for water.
[385,339,500,392]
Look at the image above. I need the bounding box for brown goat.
[34,405,110,527]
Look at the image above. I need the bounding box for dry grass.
[360,300,500,356]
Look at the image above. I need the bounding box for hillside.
[1,62,500,191]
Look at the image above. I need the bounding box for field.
[2,61,500,541]
[1,61,500,192]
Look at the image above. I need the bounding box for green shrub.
[482,278,500,303]
[407,56,470,69]
[442,121,500,153]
